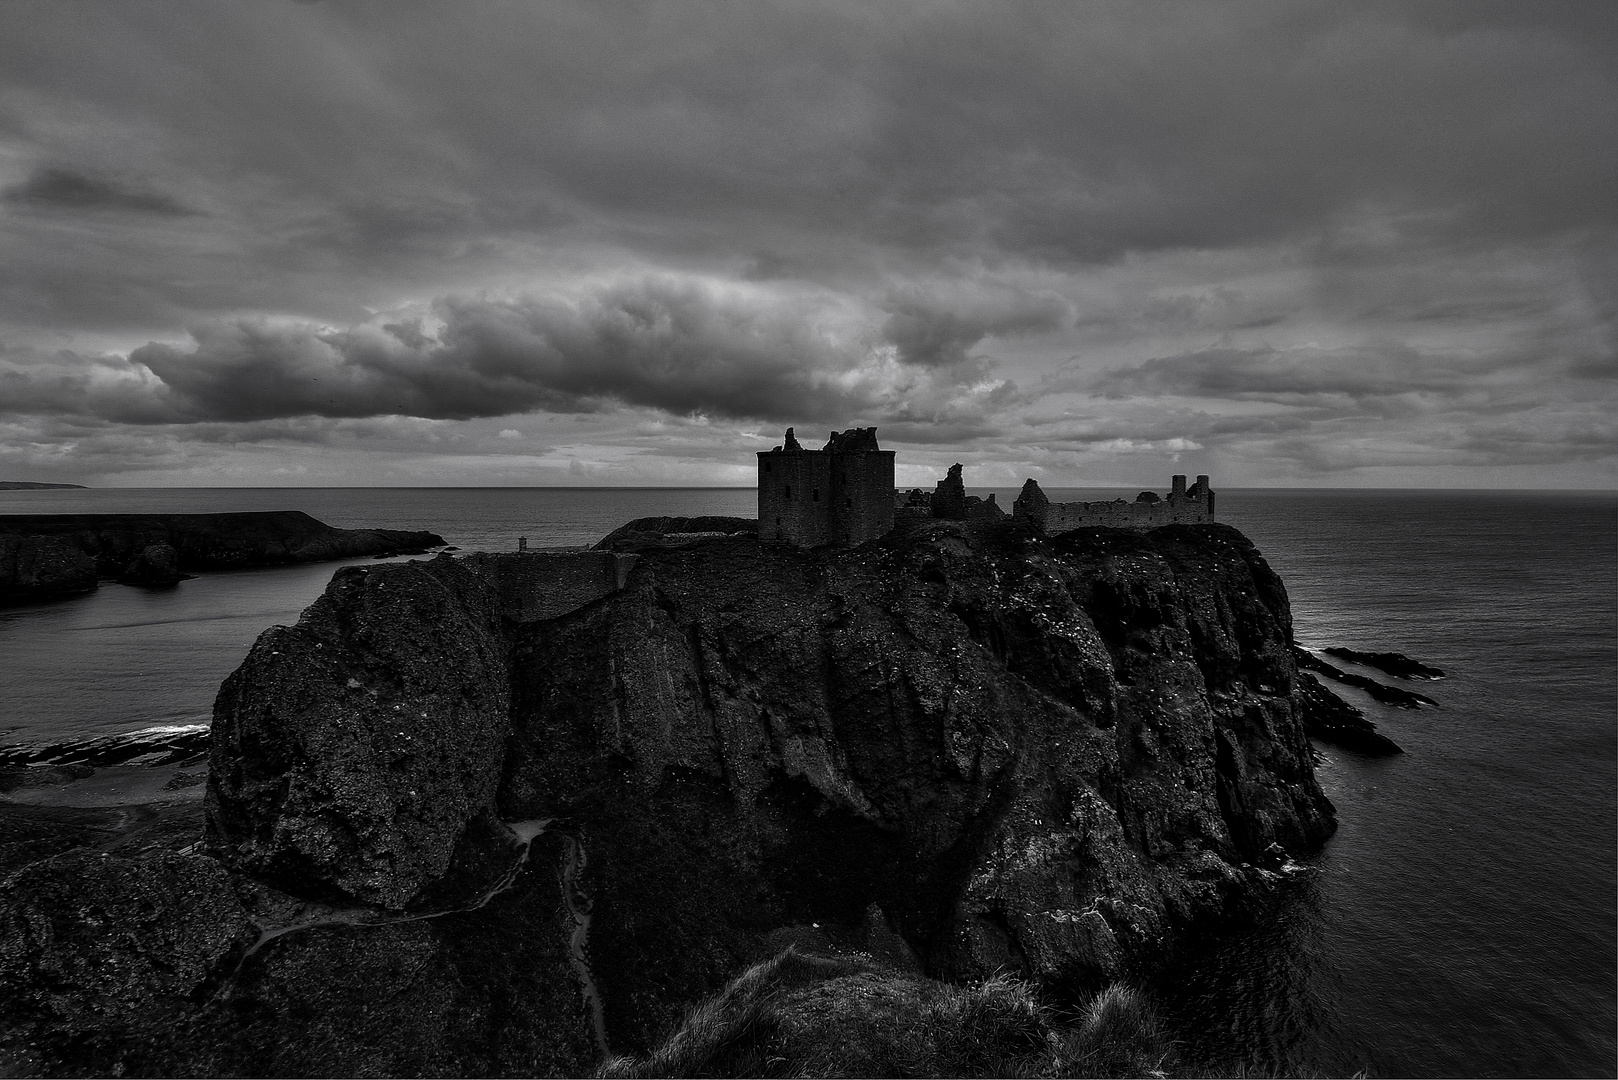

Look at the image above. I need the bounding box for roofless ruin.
[758,426,1213,547]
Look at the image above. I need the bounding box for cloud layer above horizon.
[0,1,1612,487]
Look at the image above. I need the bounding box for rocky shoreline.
[0,511,446,604]
[3,516,1355,1076]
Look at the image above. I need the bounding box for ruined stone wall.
[1019,475,1215,533]
[476,550,641,623]
[1043,495,1211,530]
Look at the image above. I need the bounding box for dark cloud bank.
[0,2,1612,485]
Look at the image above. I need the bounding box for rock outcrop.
[207,557,512,908]
[0,512,445,604]
[0,853,253,1040]
[1322,647,1445,681]
[2,517,1339,1075]
[117,542,188,585]
[0,535,98,603]
[1293,672,1403,756]
[1292,646,1437,708]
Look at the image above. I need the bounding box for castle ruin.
[757,427,896,546]
[758,427,1213,546]
[1011,474,1215,531]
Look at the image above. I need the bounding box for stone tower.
[757,427,896,546]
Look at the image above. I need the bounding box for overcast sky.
[0,1,1612,488]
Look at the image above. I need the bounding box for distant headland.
[0,481,86,489]
[0,510,444,603]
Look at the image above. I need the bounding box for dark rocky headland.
[0,511,446,603]
[2,515,1349,1076]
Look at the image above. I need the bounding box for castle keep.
[757,427,896,546]
[757,427,1213,546]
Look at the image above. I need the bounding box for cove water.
[0,486,1612,1076]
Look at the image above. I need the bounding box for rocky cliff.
[1,517,1337,1075]
[0,511,445,603]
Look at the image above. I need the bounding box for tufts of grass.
[596,948,880,1078]
[1060,983,1171,1078]
[882,972,1057,1078]
[597,947,1182,1079]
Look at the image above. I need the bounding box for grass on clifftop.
[596,947,1174,1078]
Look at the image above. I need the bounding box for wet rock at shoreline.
[1292,646,1438,708]
[1323,647,1446,680]
[1294,673,1403,756]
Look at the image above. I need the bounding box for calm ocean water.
[1,486,1613,1076]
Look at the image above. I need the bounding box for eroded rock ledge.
[4,518,1338,1075]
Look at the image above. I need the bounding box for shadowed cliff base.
[3,517,1339,1075]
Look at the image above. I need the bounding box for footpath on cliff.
[2,508,1379,1077]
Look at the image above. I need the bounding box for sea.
[1,486,1613,1077]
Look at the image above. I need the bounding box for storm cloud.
[0,1,1611,486]
[1,276,1018,427]
[3,167,194,216]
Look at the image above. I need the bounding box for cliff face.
[201,518,1333,1057]
[0,518,1334,1076]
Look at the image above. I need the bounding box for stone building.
[757,427,896,546]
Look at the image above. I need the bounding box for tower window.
[812,489,819,502]
[846,497,853,507]
[785,485,791,499]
